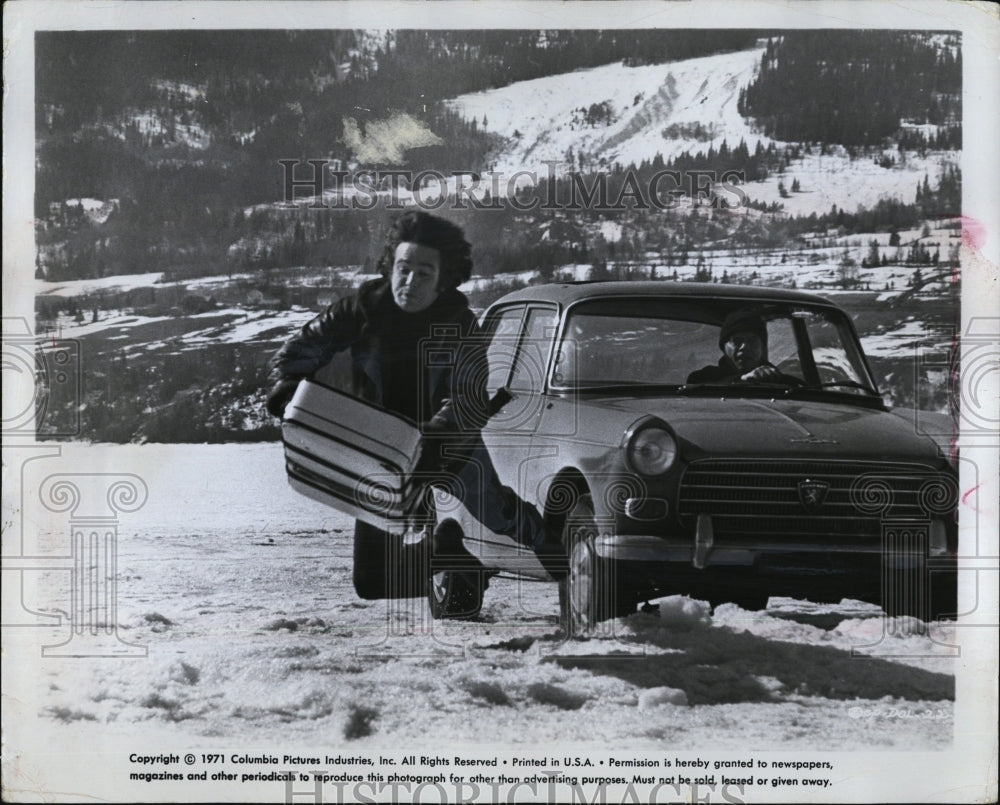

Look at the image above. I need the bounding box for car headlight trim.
[625,424,678,476]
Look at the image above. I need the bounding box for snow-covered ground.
[37,246,957,365]
[740,149,959,216]
[150,78,207,102]
[180,309,314,346]
[56,197,118,225]
[7,443,955,765]
[862,319,954,358]
[37,272,167,299]
[35,268,379,303]
[38,310,176,339]
[467,230,959,303]
[36,306,315,353]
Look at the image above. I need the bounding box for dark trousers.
[442,436,547,548]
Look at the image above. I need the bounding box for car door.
[464,303,558,562]
[489,304,559,437]
[480,304,541,500]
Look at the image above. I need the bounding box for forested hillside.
[36,30,759,209]
[738,32,960,147]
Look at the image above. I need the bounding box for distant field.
[35,239,958,443]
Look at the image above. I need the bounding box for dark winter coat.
[686,357,741,384]
[270,278,489,431]
[686,357,786,385]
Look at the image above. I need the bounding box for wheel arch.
[542,468,591,543]
[432,516,466,546]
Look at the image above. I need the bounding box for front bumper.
[595,515,952,567]
[591,518,958,613]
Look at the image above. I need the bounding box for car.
[282,281,959,631]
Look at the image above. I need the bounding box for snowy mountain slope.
[448,48,769,173]
[447,46,959,217]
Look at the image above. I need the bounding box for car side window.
[509,306,557,393]
[485,306,524,396]
[803,313,871,389]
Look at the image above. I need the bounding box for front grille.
[678,459,955,543]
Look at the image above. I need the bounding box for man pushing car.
[266,211,549,598]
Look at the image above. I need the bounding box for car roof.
[490,281,839,308]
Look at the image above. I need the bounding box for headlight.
[625,425,677,476]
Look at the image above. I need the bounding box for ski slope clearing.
[15,443,955,755]
[450,48,768,175]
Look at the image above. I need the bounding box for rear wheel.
[352,520,430,600]
[558,495,635,634]
[427,519,485,620]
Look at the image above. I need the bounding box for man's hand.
[740,363,781,383]
[415,419,453,475]
[266,378,300,419]
[416,420,475,475]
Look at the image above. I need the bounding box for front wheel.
[558,495,634,634]
[427,519,485,620]
[429,570,484,619]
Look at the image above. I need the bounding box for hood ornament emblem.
[797,479,830,512]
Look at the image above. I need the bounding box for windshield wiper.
[782,380,879,398]
[675,384,724,395]
[817,380,880,394]
[677,381,797,395]
[567,383,680,394]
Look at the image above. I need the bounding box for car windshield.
[551,298,878,396]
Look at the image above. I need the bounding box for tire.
[710,592,770,612]
[427,520,485,620]
[558,495,635,634]
[428,570,485,619]
[352,520,429,600]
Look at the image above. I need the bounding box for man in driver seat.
[687,309,790,384]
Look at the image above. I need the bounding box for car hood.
[597,395,946,463]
